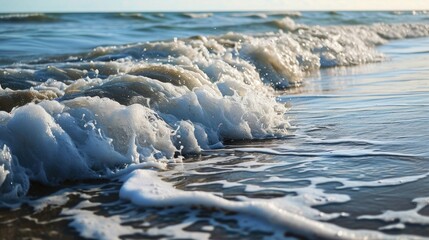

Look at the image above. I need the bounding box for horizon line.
[1,9,428,14]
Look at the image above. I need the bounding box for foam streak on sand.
[119,169,424,240]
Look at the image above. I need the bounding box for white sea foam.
[359,197,429,228]
[120,169,424,240]
[263,173,429,191]
[0,86,287,197]
[65,207,139,240]
[0,144,29,199]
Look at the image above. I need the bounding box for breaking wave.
[1,19,429,198]
[0,13,59,23]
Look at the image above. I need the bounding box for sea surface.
[0,11,429,239]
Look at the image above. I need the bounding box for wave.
[0,13,59,23]
[391,11,429,16]
[112,13,167,22]
[230,11,302,19]
[182,13,213,19]
[1,20,429,198]
[114,13,152,21]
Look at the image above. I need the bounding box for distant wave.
[230,12,269,19]
[113,13,157,21]
[231,11,301,19]
[0,13,59,23]
[182,13,213,19]
[266,11,302,18]
[391,10,429,16]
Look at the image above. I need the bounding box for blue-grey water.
[1,11,428,65]
[0,11,429,239]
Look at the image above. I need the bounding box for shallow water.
[1,11,429,239]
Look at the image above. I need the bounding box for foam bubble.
[64,207,139,240]
[0,144,29,199]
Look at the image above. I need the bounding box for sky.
[0,0,428,13]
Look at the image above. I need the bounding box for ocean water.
[0,11,429,239]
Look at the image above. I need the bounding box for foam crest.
[0,74,288,199]
[6,104,92,183]
[0,83,287,198]
[0,98,179,196]
[4,22,428,91]
[82,21,429,87]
